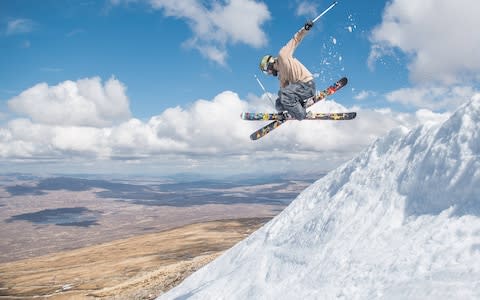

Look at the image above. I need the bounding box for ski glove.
[304,20,314,31]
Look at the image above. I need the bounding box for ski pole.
[300,1,338,31]
[254,74,275,107]
[313,1,338,23]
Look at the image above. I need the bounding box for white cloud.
[6,18,35,35]
[112,0,270,65]
[415,109,450,125]
[386,85,478,111]
[295,1,318,18]
[1,77,449,175]
[354,90,376,101]
[7,77,131,127]
[369,0,480,85]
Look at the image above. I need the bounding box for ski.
[241,111,356,121]
[307,112,356,120]
[248,77,349,140]
[249,119,287,141]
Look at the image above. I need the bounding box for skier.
[259,20,315,120]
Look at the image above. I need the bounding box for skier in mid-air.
[244,2,354,141]
[259,20,315,120]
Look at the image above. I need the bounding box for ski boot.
[280,111,291,120]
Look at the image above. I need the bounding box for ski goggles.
[260,55,275,74]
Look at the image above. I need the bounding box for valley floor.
[0,217,271,300]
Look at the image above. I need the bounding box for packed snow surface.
[159,97,480,299]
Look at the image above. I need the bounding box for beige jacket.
[277,28,314,88]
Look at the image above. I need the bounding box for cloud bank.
[0,76,459,175]
[369,0,480,85]
[386,86,478,111]
[8,77,131,127]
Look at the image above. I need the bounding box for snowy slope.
[159,96,480,299]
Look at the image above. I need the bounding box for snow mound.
[159,97,480,299]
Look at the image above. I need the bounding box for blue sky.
[1,0,400,117]
[1,0,479,177]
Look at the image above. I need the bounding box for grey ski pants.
[275,80,316,120]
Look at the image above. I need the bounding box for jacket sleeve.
[280,77,288,88]
[279,28,309,58]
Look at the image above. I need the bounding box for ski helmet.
[259,55,275,74]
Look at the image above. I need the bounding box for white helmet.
[259,55,277,76]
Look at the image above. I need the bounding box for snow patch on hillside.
[159,96,480,299]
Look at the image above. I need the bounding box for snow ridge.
[159,97,480,299]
